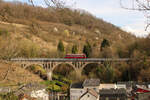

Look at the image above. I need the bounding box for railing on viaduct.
[10,58,132,62]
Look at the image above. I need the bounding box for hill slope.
[0,1,136,58]
[0,61,43,86]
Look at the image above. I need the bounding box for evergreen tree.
[83,42,92,57]
[72,45,78,54]
[57,40,64,52]
[101,39,110,51]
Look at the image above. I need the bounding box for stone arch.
[21,63,44,69]
[51,62,76,72]
[47,62,77,80]
[81,62,101,76]
[81,62,102,71]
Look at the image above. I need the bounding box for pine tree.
[57,40,64,52]
[83,42,92,57]
[72,45,78,54]
[101,39,110,51]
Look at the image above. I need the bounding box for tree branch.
[28,0,65,8]
[120,0,150,30]
[120,0,150,10]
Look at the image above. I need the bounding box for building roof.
[117,81,150,87]
[15,83,46,96]
[83,79,100,87]
[134,86,150,93]
[80,89,98,99]
[117,82,133,88]
[88,89,99,98]
[99,84,117,90]
[100,89,127,95]
[71,82,83,88]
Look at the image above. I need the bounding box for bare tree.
[28,0,66,8]
[120,0,150,30]
[120,0,150,10]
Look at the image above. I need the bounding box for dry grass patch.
[0,61,43,86]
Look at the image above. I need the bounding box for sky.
[5,0,150,37]
[74,0,150,37]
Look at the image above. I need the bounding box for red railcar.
[64,54,86,59]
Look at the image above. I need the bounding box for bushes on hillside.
[26,64,47,80]
[0,92,18,100]
[0,1,125,35]
[0,39,43,59]
[18,40,41,58]
[0,39,19,59]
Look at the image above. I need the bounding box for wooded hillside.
[0,1,149,82]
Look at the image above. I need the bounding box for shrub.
[0,92,18,100]
[63,29,70,37]
[0,28,9,36]
[18,40,41,58]
[26,64,47,79]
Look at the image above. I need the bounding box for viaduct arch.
[20,62,99,80]
[10,58,132,80]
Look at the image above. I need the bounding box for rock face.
[72,32,76,35]
[94,29,101,35]
[53,27,58,32]
[95,37,99,40]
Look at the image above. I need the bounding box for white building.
[148,84,150,89]
[70,79,100,100]
[116,83,126,89]
[70,82,86,100]
[70,88,86,100]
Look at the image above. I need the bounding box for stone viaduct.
[10,58,132,80]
